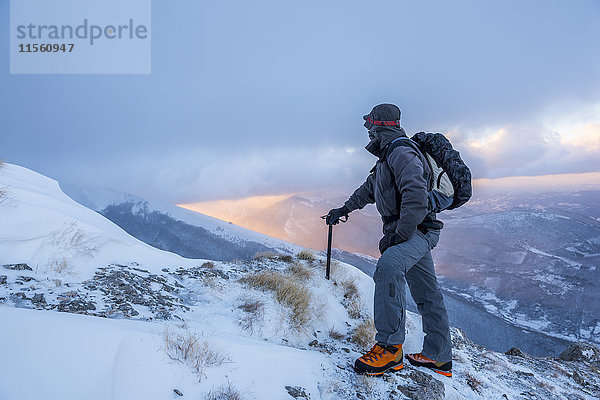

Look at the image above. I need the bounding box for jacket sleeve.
[343,171,376,212]
[387,146,429,241]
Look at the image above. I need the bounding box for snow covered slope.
[212,189,600,351]
[61,182,302,261]
[1,163,599,400]
[0,164,202,278]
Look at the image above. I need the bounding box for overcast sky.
[1,0,599,203]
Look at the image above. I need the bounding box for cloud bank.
[452,119,600,179]
[1,0,599,202]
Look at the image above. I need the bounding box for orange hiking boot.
[353,343,404,376]
[405,352,452,377]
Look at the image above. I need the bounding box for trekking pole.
[320,214,347,280]
[326,224,333,280]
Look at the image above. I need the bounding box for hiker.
[325,104,453,377]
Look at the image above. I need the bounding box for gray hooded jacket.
[343,125,441,241]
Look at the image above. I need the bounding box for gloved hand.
[325,206,350,225]
[379,232,405,254]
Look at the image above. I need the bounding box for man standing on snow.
[325,104,453,377]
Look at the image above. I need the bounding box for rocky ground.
[1,259,599,400]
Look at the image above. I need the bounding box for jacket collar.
[365,126,408,159]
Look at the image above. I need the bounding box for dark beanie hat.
[363,104,401,129]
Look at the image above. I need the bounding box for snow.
[0,307,174,400]
[60,181,302,255]
[446,285,560,339]
[530,271,574,293]
[0,164,203,279]
[582,348,595,359]
[0,163,598,400]
[0,163,362,399]
[524,245,582,268]
[0,306,329,400]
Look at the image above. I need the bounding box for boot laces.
[362,344,390,363]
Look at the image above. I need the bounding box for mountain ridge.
[1,163,599,399]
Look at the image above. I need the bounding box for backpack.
[384,132,472,213]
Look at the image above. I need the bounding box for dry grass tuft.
[278,254,293,263]
[178,321,189,330]
[480,351,502,372]
[351,318,375,348]
[254,251,278,260]
[286,262,312,280]
[296,250,316,262]
[205,382,244,400]
[48,256,75,275]
[328,326,345,341]
[253,252,293,262]
[240,271,313,328]
[345,300,363,320]
[327,260,341,277]
[201,274,221,290]
[0,160,6,201]
[238,298,265,333]
[48,221,98,274]
[465,372,483,394]
[238,298,264,313]
[241,271,285,292]
[164,328,227,380]
[356,374,376,395]
[340,277,359,299]
[537,380,557,393]
[336,277,363,319]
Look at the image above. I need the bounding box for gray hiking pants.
[373,229,453,363]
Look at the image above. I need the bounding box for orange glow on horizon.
[178,194,295,237]
[177,172,600,244]
[473,171,600,190]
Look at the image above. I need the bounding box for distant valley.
[179,180,600,349]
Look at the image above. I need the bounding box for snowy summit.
[0,163,598,399]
